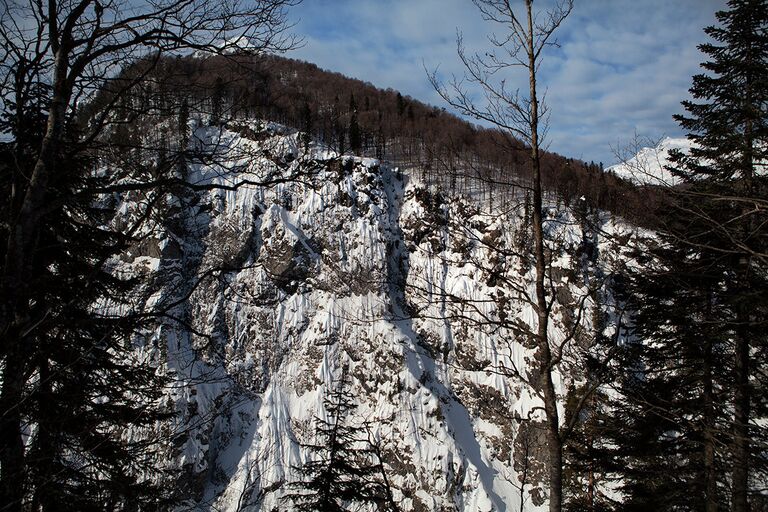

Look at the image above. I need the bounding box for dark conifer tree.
[0,72,171,511]
[211,76,225,125]
[609,240,731,511]
[300,100,313,153]
[0,2,301,510]
[563,387,615,512]
[178,97,190,147]
[349,112,362,155]
[609,2,768,510]
[670,2,768,509]
[283,370,398,511]
[335,118,346,155]
[348,91,362,154]
[396,92,406,117]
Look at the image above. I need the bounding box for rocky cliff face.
[127,121,634,511]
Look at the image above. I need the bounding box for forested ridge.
[86,51,663,226]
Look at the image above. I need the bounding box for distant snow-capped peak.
[607,137,694,186]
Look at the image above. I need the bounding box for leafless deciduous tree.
[428,2,619,511]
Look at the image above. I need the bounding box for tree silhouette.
[607,2,768,510]
[0,0,302,509]
[283,369,399,511]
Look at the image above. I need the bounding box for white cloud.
[290,0,728,164]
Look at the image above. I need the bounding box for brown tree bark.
[731,323,750,512]
[525,3,564,509]
[703,311,718,512]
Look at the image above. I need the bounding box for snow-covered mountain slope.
[126,121,634,511]
[606,137,693,186]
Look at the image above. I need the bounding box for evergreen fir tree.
[348,91,362,154]
[670,2,768,509]
[563,386,615,512]
[609,2,768,510]
[0,77,171,510]
[349,112,362,155]
[335,118,346,155]
[396,92,406,117]
[0,3,302,510]
[300,100,313,153]
[178,97,190,147]
[609,240,731,511]
[673,0,768,184]
[283,370,398,511]
[211,76,225,125]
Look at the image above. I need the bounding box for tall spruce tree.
[211,76,226,125]
[300,100,313,153]
[609,240,731,511]
[0,71,172,510]
[610,2,768,510]
[348,112,362,155]
[671,2,768,510]
[348,93,362,155]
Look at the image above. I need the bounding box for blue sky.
[289,0,727,165]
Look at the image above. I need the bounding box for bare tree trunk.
[731,323,750,512]
[524,3,562,510]
[0,341,26,512]
[428,1,574,508]
[703,325,718,512]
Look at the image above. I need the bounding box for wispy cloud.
[291,0,727,164]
